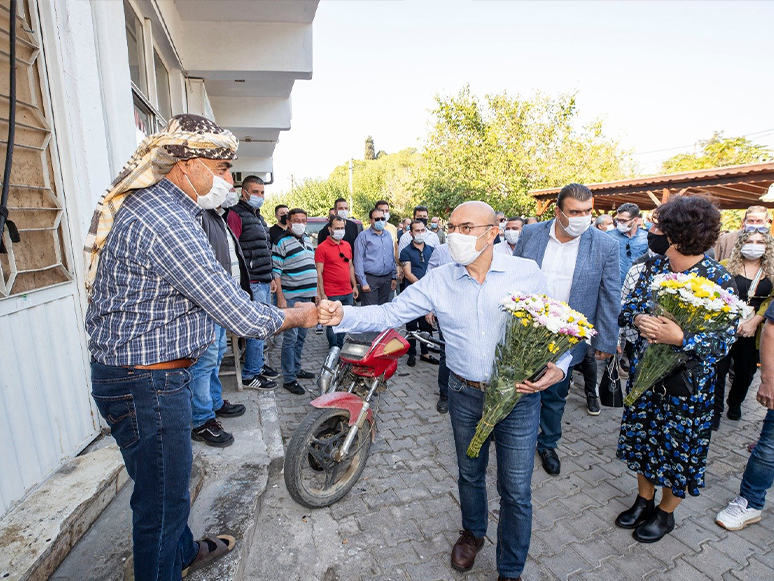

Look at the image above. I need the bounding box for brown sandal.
[182,534,236,577]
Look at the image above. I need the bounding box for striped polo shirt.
[272,232,317,299]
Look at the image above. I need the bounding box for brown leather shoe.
[451,529,485,571]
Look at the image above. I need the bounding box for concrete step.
[0,442,126,581]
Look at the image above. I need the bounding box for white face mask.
[616,221,632,234]
[338,209,349,219]
[291,223,306,237]
[447,228,491,266]
[741,243,765,260]
[189,160,231,210]
[221,189,239,208]
[413,232,426,244]
[605,224,615,232]
[504,230,521,245]
[382,211,390,222]
[498,221,506,233]
[332,228,345,241]
[558,210,591,238]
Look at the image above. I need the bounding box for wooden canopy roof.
[530,161,774,215]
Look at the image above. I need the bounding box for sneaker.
[215,400,246,418]
[191,419,234,447]
[436,396,449,414]
[296,369,315,380]
[283,380,306,395]
[260,365,280,379]
[586,396,601,416]
[716,496,762,531]
[243,375,277,391]
[315,323,324,335]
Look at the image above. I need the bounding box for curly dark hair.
[657,195,720,256]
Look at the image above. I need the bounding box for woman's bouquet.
[624,272,749,406]
[466,293,596,458]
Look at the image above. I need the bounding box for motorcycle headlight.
[340,342,370,360]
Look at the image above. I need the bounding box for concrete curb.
[257,389,285,474]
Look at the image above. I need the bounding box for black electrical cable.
[0,0,18,242]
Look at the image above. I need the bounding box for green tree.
[661,132,772,173]
[364,136,376,160]
[416,86,633,216]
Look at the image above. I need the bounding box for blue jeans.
[188,324,227,428]
[448,374,540,578]
[244,282,271,378]
[740,409,774,510]
[282,296,313,382]
[91,362,199,581]
[537,371,573,451]
[325,293,354,348]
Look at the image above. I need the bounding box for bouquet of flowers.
[466,293,596,458]
[624,272,750,406]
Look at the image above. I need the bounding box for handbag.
[599,353,624,408]
[654,359,696,398]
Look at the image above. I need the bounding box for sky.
[267,0,774,194]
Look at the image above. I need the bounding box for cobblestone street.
[245,330,774,581]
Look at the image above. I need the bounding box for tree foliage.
[364,136,376,160]
[415,86,633,216]
[661,132,772,173]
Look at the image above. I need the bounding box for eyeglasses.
[373,217,386,222]
[446,224,493,235]
[339,252,350,263]
[745,225,769,234]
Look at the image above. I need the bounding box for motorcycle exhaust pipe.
[317,346,341,394]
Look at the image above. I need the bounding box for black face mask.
[279,214,288,225]
[647,232,669,255]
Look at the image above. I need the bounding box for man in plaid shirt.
[84,115,317,581]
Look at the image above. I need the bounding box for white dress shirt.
[494,240,517,256]
[541,222,581,304]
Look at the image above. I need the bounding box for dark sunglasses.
[339,252,350,263]
[373,217,386,222]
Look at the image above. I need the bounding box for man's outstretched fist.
[318,299,344,327]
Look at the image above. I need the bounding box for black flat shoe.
[538,448,561,475]
[633,507,675,543]
[296,369,315,380]
[420,355,440,365]
[727,407,742,421]
[615,495,655,529]
[407,355,416,367]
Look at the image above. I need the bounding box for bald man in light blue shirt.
[319,201,570,581]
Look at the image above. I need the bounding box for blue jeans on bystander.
[448,373,540,578]
[188,324,227,428]
[91,361,199,581]
[282,296,314,383]
[243,282,271,378]
[740,409,774,510]
[536,372,573,451]
[325,293,354,349]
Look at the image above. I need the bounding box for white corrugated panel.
[0,291,98,516]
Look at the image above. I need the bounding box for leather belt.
[133,358,195,370]
[452,372,489,392]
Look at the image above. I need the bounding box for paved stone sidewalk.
[244,330,773,581]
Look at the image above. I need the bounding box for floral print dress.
[617,255,737,497]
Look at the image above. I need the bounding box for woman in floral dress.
[615,195,739,543]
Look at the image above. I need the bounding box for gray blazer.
[513,220,621,365]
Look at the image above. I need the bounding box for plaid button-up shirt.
[86,179,285,366]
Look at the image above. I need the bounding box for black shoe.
[586,396,601,416]
[712,414,721,431]
[498,577,522,581]
[615,495,655,529]
[633,507,675,543]
[260,365,280,379]
[215,400,246,418]
[420,355,440,365]
[296,369,315,380]
[437,396,449,414]
[243,375,277,391]
[283,380,306,395]
[727,407,742,421]
[407,355,416,367]
[538,448,561,475]
[191,419,234,448]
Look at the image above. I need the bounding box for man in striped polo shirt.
[273,208,318,394]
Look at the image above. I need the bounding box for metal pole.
[348,158,354,211]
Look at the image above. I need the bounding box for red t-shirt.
[314,238,353,297]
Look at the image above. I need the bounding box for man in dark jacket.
[189,201,251,447]
[227,175,280,389]
[317,197,361,249]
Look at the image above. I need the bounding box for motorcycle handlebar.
[405,331,444,347]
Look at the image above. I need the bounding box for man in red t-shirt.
[315,216,359,348]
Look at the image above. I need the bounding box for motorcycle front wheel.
[284,407,373,508]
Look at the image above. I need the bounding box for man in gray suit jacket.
[513,183,621,475]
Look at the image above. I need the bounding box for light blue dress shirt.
[353,227,396,286]
[608,227,648,285]
[335,252,572,382]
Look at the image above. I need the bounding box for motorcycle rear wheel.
[284,407,373,508]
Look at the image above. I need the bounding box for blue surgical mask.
[373,220,386,232]
[247,195,264,209]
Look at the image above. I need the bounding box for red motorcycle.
[284,329,441,508]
